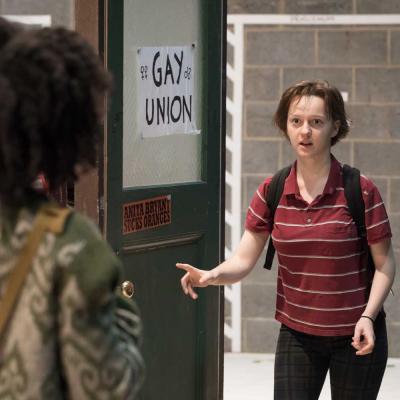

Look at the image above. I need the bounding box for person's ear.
[331,120,340,138]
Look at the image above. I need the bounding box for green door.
[103,1,225,399]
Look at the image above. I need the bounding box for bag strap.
[263,165,291,270]
[342,165,365,239]
[0,204,72,339]
[342,164,376,272]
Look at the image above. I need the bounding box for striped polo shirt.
[245,156,392,336]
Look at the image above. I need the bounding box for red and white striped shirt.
[245,156,391,336]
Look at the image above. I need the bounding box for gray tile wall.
[0,0,74,27]
[228,0,400,15]
[227,0,400,357]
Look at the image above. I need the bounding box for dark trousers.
[274,320,388,400]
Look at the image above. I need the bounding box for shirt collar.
[282,154,342,197]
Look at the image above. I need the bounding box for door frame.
[74,0,104,225]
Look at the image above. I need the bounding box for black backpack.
[263,164,374,273]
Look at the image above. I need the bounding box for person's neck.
[296,153,332,184]
[295,154,332,204]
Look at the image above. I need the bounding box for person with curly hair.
[0,16,22,47]
[0,20,144,399]
[177,80,396,400]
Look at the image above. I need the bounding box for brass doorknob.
[121,280,135,298]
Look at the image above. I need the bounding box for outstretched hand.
[176,263,218,300]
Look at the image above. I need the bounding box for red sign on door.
[123,195,172,234]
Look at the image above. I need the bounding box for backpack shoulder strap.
[342,164,366,239]
[342,164,377,271]
[0,204,72,339]
[263,165,291,270]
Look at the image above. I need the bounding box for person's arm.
[57,229,145,399]
[352,239,396,356]
[363,239,396,319]
[176,229,269,299]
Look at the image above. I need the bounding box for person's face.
[286,95,339,160]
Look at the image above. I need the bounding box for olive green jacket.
[0,199,144,399]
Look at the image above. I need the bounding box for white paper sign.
[137,46,198,138]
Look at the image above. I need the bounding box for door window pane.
[123,0,202,188]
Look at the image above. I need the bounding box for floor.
[224,353,399,400]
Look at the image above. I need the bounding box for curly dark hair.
[274,80,350,146]
[0,26,111,204]
[0,17,23,49]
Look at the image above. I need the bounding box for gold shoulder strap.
[0,205,72,338]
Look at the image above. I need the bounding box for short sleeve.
[245,177,273,233]
[361,175,392,245]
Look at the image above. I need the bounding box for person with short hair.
[177,80,396,400]
[0,21,144,399]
